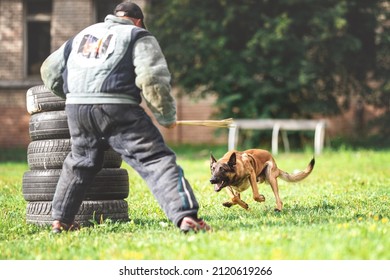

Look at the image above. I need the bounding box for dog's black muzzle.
[210,175,227,192]
[210,175,223,184]
[210,176,219,184]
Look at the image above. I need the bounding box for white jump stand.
[228,119,326,155]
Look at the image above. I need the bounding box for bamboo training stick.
[176,118,234,128]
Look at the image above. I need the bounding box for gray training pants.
[51,104,199,227]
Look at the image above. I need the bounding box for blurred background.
[0,0,389,156]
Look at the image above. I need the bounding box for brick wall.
[51,0,94,50]
[0,0,24,80]
[0,0,32,148]
[0,89,30,148]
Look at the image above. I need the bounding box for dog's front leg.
[250,173,265,203]
[232,193,249,210]
[223,188,249,210]
[222,187,236,208]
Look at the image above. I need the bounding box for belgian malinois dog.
[210,149,315,211]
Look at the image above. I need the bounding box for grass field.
[0,146,389,260]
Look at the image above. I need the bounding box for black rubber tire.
[22,168,129,201]
[27,139,122,169]
[26,200,129,226]
[29,111,70,141]
[26,85,65,114]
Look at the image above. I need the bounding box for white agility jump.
[228,119,327,155]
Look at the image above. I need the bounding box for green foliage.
[147,0,389,141]
[0,148,27,162]
[0,148,389,260]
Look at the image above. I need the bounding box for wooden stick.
[176,118,234,128]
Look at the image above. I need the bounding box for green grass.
[0,146,389,260]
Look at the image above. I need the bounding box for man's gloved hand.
[164,121,177,129]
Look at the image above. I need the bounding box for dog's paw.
[222,202,233,208]
[254,195,266,203]
[274,202,283,212]
[274,208,282,213]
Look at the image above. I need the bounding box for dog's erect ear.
[228,152,236,168]
[210,153,217,164]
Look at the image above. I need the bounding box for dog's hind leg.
[265,164,283,211]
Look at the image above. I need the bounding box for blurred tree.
[146,0,389,144]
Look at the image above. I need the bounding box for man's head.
[114,1,146,29]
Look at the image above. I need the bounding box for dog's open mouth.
[214,181,227,192]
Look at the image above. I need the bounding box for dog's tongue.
[214,182,223,192]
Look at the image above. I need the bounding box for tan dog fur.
[210,149,315,211]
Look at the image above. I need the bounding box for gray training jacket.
[40,15,176,127]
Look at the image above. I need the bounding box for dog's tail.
[278,158,315,182]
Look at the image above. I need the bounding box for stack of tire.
[23,85,130,226]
